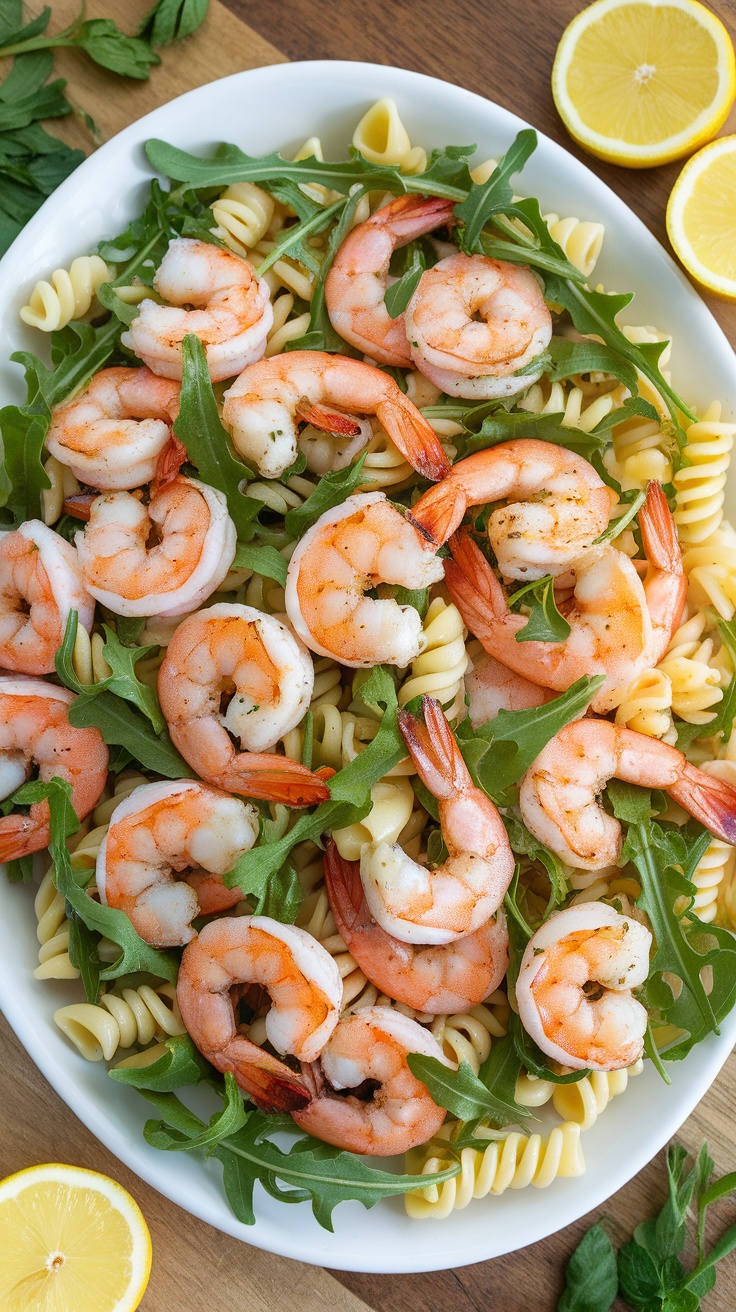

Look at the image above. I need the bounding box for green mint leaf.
[556,1223,618,1312]
[406,1053,529,1126]
[0,3,43,44]
[283,452,368,537]
[110,1033,210,1092]
[137,0,209,44]
[455,128,537,254]
[509,574,572,644]
[174,334,261,540]
[617,1236,668,1308]
[231,541,288,587]
[71,19,160,79]
[143,1073,246,1151]
[68,690,195,780]
[10,777,178,983]
[456,674,603,806]
[384,248,425,318]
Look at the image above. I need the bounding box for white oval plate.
[1,60,735,1275]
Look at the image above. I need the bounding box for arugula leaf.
[509,1011,590,1085]
[455,128,537,254]
[9,777,178,983]
[594,488,646,545]
[144,1073,247,1152]
[384,248,425,318]
[223,665,405,894]
[66,906,103,1004]
[56,611,165,734]
[504,815,570,915]
[508,574,572,644]
[173,334,262,540]
[407,1053,529,1127]
[456,675,603,806]
[0,13,160,80]
[257,189,344,280]
[283,453,367,537]
[546,335,639,393]
[69,691,194,780]
[557,1223,618,1312]
[139,1091,460,1231]
[282,185,368,353]
[231,541,288,587]
[110,1033,211,1092]
[137,0,209,44]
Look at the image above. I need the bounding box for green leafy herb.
[0,8,160,80]
[454,128,537,254]
[174,334,262,540]
[66,906,103,1004]
[110,1034,211,1093]
[546,335,640,393]
[283,453,368,537]
[456,675,603,806]
[137,0,210,45]
[8,778,178,983]
[504,814,570,915]
[508,574,572,644]
[407,1054,528,1126]
[145,1073,247,1153]
[69,692,194,780]
[557,1223,618,1312]
[384,247,425,318]
[0,119,83,257]
[510,1011,589,1085]
[56,611,165,734]
[594,487,646,545]
[231,541,288,587]
[282,185,367,353]
[442,395,658,463]
[139,1089,460,1231]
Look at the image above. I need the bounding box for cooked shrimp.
[176,915,342,1111]
[292,1006,449,1155]
[0,521,93,675]
[519,717,736,870]
[410,439,610,577]
[285,491,445,667]
[123,237,273,382]
[158,603,330,806]
[444,483,685,713]
[359,698,513,943]
[0,678,108,861]
[516,904,652,1071]
[324,840,509,1013]
[465,647,553,728]
[97,780,260,947]
[222,349,451,481]
[405,253,552,399]
[75,475,236,618]
[45,367,180,490]
[324,194,456,367]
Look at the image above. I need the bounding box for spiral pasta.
[519,377,621,434]
[210,183,275,255]
[352,98,427,175]
[688,838,735,924]
[19,255,111,332]
[399,597,469,722]
[332,774,416,860]
[54,982,185,1062]
[34,868,79,982]
[429,996,510,1074]
[683,519,736,621]
[614,668,673,739]
[551,1060,643,1131]
[405,1122,585,1217]
[265,291,311,357]
[543,213,605,278]
[40,455,81,527]
[674,403,736,546]
[658,611,724,724]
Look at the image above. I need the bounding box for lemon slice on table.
[667,134,736,296]
[0,1163,152,1312]
[552,0,736,167]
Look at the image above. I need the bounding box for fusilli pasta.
[551,1061,642,1131]
[658,611,724,724]
[54,982,185,1062]
[352,98,427,175]
[614,668,673,739]
[543,213,604,278]
[20,255,111,331]
[209,183,275,255]
[399,597,469,721]
[674,403,736,546]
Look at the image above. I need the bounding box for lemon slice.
[552,0,736,167]
[0,1163,152,1312]
[667,134,736,296]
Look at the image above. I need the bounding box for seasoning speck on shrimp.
[324,194,456,366]
[410,439,611,576]
[45,366,180,491]
[406,253,552,399]
[285,491,445,667]
[360,697,514,943]
[158,602,330,806]
[176,915,342,1111]
[516,904,652,1071]
[123,237,273,382]
[0,678,108,861]
[97,780,260,947]
[292,1006,450,1155]
[520,717,736,870]
[76,475,236,618]
[223,349,451,482]
[324,840,509,1013]
[0,521,94,675]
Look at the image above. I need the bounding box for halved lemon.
[667,134,736,296]
[552,0,736,167]
[0,1163,152,1312]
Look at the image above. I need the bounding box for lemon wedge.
[0,1163,152,1312]
[667,134,736,296]
[552,0,736,167]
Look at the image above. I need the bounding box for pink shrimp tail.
[409,476,468,543]
[398,696,473,800]
[372,193,456,238]
[669,766,736,846]
[0,811,49,862]
[294,398,363,438]
[223,1040,312,1113]
[379,391,451,484]
[152,436,189,492]
[215,754,331,807]
[323,840,369,939]
[443,530,507,642]
[639,481,682,573]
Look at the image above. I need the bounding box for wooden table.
[4,1,736,1308]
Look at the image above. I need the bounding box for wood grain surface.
[3,1,736,1309]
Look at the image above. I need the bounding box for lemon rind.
[667,134,736,299]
